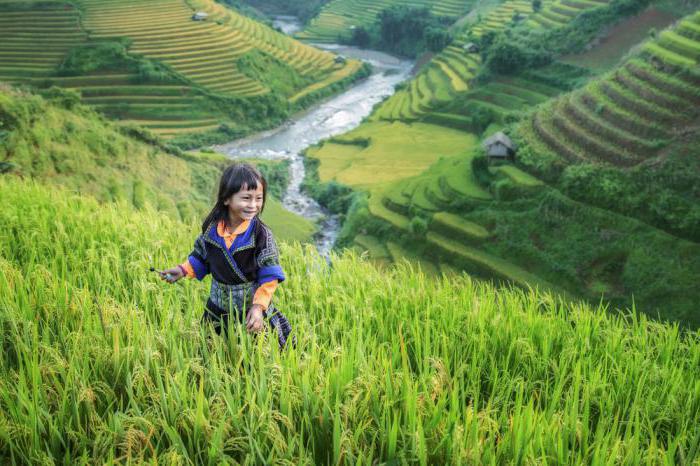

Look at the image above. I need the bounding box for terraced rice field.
[0,1,224,135]
[526,0,611,30]
[469,0,538,37]
[361,152,558,290]
[371,0,565,121]
[297,0,473,43]
[373,40,481,121]
[0,2,87,81]
[79,0,351,95]
[0,0,361,137]
[523,12,700,168]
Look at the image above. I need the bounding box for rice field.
[522,11,700,168]
[2,176,700,463]
[526,0,610,30]
[305,121,478,189]
[358,149,559,291]
[0,0,363,138]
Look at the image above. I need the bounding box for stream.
[215,24,413,255]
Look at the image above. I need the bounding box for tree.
[350,26,371,48]
[425,27,452,52]
[532,0,542,12]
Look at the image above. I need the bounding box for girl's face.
[224,182,264,223]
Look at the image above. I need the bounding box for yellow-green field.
[1,177,699,463]
[305,122,478,190]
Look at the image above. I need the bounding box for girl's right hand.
[160,267,184,284]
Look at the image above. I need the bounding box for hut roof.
[482,131,515,151]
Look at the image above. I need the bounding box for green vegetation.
[476,0,658,78]
[516,16,700,241]
[0,0,365,141]
[297,0,471,43]
[260,197,317,243]
[560,8,677,71]
[0,85,315,243]
[2,176,700,462]
[306,121,478,190]
[347,6,454,58]
[316,4,700,326]
[237,0,332,22]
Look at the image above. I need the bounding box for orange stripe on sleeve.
[253,280,278,311]
[181,260,195,279]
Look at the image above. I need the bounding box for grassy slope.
[560,7,678,71]
[1,176,699,463]
[0,85,315,243]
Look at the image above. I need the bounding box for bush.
[410,216,429,236]
[57,41,132,76]
[350,26,372,48]
[38,87,81,110]
[471,155,494,187]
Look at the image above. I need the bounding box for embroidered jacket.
[181,217,285,311]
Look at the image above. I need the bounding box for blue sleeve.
[256,226,285,285]
[188,235,210,281]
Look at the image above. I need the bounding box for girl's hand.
[159,267,184,284]
[246,305,265,333]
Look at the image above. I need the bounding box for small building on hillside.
[482,131,516,161]
[463,42,479,53]
[334,55,346,65]
[192,11,209,21]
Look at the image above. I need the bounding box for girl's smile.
[224,182,264,225]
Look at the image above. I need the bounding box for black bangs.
[201,163,268,233]
[219,163,266,199]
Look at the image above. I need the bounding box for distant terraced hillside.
[315,9,700,325]
[520,11,700,170]
[296,0,473,43]
[371,0,622,122]
[0,0,364,139]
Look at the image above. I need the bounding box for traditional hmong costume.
[180,217,294,349]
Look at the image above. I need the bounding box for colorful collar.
[207,217,256,252]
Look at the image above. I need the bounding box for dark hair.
[201,163,267,233]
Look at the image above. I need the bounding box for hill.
[0,176,699,462]
[303,5,700,326]
[0,0,367,142]
[296,0,474,43]
[0,84,315,243]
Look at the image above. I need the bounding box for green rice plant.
[431,212,491,242]
[27,176,700,462]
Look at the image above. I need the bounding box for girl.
[161,163,294,350]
